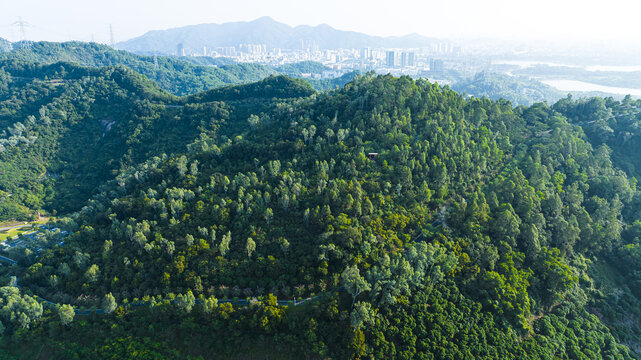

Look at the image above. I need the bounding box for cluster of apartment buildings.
[175,40,493,82]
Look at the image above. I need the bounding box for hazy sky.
[0,0,640,45]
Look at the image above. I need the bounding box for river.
[541,79,641,96]
[494,60,641,73]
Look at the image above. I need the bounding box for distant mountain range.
[117,16,442,54]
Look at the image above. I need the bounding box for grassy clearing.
[0,218,48,241]
[0,228,28,241]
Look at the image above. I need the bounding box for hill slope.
[0,41,358,96]
[1,72,641,358]
[0,41,277,96]
[0,59,308,220]
[553,95,641,180]
[452,71,565,106]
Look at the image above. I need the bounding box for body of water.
[541,79,641,96]
[494,60,641,73]
[584,65,641,72]
[493,60,580,69]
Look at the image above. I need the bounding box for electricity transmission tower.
[109,24,115,47]
[11,17,32,48]
[11,17,31,41]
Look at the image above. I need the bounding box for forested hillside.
[452,71,564,106]
[0,41,355,96]
[553,95,641,180]
[0,42,277,96]
[0,59,312,220]
[1,67,641,359]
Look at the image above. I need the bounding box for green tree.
[342,265,371,308]
[84,264,101,283]
[350,301,375,330]
[103,293,117,314]
[246,237,256,258]
[202,296,218,313]
[175,290,196,313]
[219,231,231,257]
[264,208,273,225]
[58,304,75,326]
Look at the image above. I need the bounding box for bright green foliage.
[103,293,117,314]
[0,286,43,331]
[350,301,375,329]
[246,237,256,258]
[219,231,231,257]
[342,265,371,307]
[58,304,75,326]
[175,291,195,313]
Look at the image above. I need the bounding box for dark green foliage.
[553,95,641,181]
[0,60,191,218]
[185,75,315,103]
[1,62,641,359]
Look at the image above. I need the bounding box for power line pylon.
[11,17,31,41]
[109,24,115,47]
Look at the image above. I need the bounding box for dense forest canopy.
[0,48,640,359]
[0,60,320,220]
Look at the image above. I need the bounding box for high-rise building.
[360,47,370,68]
[360,47,370,60]
[407,52,415,67]
[177,43,185,57]
[430,59,444,73]
[215,47,236,57]
[240,44,261,54]
[386,51,396,68]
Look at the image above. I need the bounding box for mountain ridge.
[117,16,442,54]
